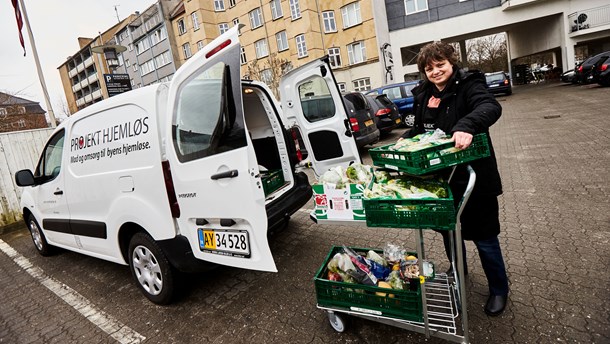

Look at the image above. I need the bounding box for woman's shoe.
[484,294,507,316]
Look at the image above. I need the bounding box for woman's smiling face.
[424,59,454,90]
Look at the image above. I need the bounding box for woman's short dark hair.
[417,41,459,73]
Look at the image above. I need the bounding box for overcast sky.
[0,0,156,115]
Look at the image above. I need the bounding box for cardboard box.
[312,183,366,221]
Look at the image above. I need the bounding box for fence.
[0,128,54,227]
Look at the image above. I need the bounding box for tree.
[465,34,508,73]
[247,53,293,99]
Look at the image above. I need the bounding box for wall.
[0,128,54,227]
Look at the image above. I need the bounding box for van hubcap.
[132,245,163,295]
[29,220,43,251]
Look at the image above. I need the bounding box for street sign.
[104,74,132,97]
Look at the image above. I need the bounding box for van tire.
[27,215,54,256]
[128,232,175,304]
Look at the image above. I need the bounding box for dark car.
[592,55,610,86]
[485,72,512,95]
[365,80,421,127]
[574,51,610,84]
[560,69,576,83]
[365,94,402,135]
[342,92,380,148]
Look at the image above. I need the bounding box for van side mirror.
[15,169,35,187]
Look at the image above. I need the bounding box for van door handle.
[54,189,63,195]
[211,170,239,180]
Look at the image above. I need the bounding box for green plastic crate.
[261,170,284,196]
[314,246,423,323]
[369,133,490,175]
[363,181,455,230]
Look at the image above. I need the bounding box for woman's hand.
[452,131,473,149]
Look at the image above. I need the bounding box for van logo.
[78,137,84,148]
[178,192,197,198]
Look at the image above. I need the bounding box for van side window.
[298,76,336,123]
[173,61,247,162]
[34,129,65,182]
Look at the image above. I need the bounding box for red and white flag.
[11,0,26,56]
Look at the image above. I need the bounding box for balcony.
[69,67,77,78]
[71,82,82,93]
[83,56,94,68]
[569,4,610,34]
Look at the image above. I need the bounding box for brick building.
[0,92,49,133]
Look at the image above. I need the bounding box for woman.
[402,41,509,316]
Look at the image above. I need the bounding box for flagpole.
[17,0,57,128]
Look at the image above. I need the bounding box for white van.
[15,27,361,304]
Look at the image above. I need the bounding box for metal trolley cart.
[312,165,477,344]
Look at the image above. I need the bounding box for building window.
[135,38,151,55]
[219,23,229,34]
[405,0,428,14]
[183,43,192,59]
[150,26,167,45]
[197,40,204,51]
[154,50,172,68]
[270,0,283,20]
[276,31,288,51]
[289,0,301,20]
[229,0,236,7]
[337,82,346,93]
[177,19,186,35]
[322,11,337,32]
[140,59,156,75]
[347,41,366,64]
[128,43,133,51]
[133,64,138,72]
[261,68,273,84]
[130,79,135,87]
[118,54,124,66]
[214,0,225,11]
[249,8,263,29]
[352,78,371,92]
[255,39,268,58]
[192,12,200,31]
[125,59,131,68]
[0,108,6,116]
[232,18,241,34]
[341,2,361,29]
[240,46,247,65]
[328,47,341,68]
[296,34,307,58]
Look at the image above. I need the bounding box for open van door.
[164,26,276,272]
[279,57,361,176]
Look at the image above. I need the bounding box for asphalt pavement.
[0,80,609,343]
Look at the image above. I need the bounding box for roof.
[0,92,39,105]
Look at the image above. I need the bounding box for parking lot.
[1,80,609,344]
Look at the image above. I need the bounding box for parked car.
[484,72,512,95]
[592,55,610,86]
[365,94,401,135]
[560,69,576,83]
[365,80,421,127]
[342,92,380,148]
[574,51,610,84]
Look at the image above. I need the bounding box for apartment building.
[58,18,134,114]
[384,0,610,81]
[113,0,181,89]
[168,0,393,93]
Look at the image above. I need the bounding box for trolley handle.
[456,165,476,219]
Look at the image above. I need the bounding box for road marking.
[0,239,145,344]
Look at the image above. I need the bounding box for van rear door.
[279,57,361,176]
[164,27,276,272]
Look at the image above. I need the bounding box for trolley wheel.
[327,311,349,333]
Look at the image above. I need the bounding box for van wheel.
[27,215,53,256]
[128,233,175,304]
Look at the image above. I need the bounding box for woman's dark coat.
[402,68,503,239]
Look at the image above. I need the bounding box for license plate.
[365,119,373,127]
[395,118,401,124]
[489,84,499,87]
[198,229,250,258]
